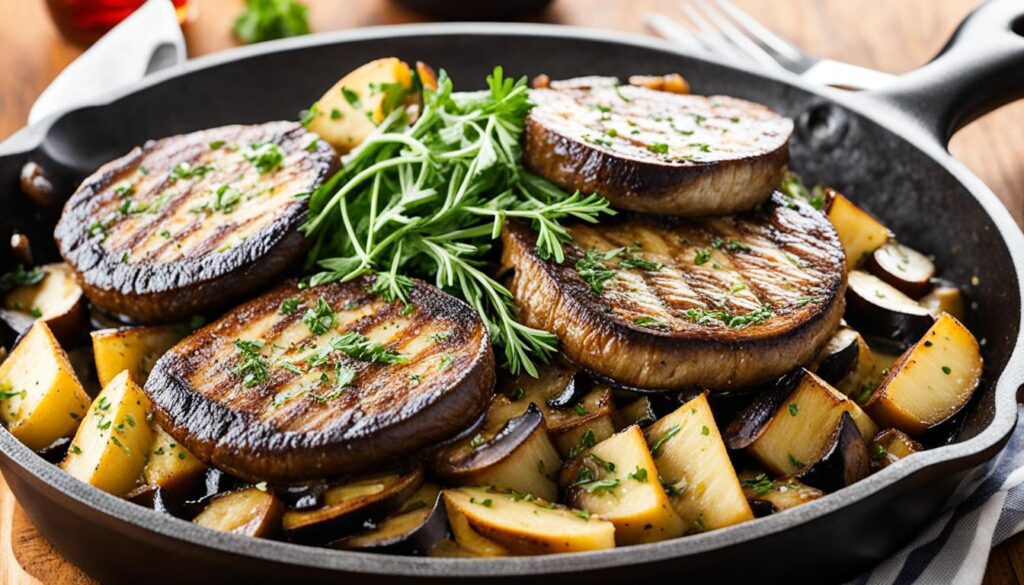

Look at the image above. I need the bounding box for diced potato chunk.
[3,263,84,343]
[870,429,922,469]
[143,425,206,493]
[92,324,187,387]
[747,370,877,477]
[446,502,511,557]
[444,486,615,555]
[0,321,89,449]
[920,285,966,321]
[193,487,284,538]
[308,57,414,153]
[645,394,753,532]
[865,313,982,435]
[826,191,891,268]
[564,425,684,545]
[61,370,154,496]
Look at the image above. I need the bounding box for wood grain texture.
[0,0,1022,583]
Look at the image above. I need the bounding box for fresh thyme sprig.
[302,67,614,375]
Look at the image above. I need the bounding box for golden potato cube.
[62,370,154,496]
[92,324,186,387]
[0,321,89,450]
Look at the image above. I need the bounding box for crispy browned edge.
[501,198,846,391]
[523,115,790,217]
[54,122,337,324]
[144,278,496,482]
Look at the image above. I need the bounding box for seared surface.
[524,86,792,216]
[55,122,335,323]
[144,277,494,482]
[503,193,846,390]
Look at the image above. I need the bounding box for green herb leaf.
[233,0,310,44]
[302,296,335,335]
[740,473,774,495]
[650,424,681,458]
[232,339,270,388]
[0,265,44,291]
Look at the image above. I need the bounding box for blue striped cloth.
[851,406,1024,585]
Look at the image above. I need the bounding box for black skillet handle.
[864,0,1024,146]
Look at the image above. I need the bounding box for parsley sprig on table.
[302,67,614,375]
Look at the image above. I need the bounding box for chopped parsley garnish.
[244,142,285,174]
[328,332,405,364]
[575,249,621,295]
[569,429,596,458]
[278,361,303,375]
[574,509,591,521]
[68,444,82,455]
[942,366,952,375]
[429,332,451,342]
[438,355,454,370]
[588,454,615,472]
[647,142,669,154]
[341,87,361,109]
[306,364,356,403]
[628,466,648,482]
[0,265,43,292]
[780,171,826,210]
[511,387,524,401]
[574,403,587,415]
[170,162,214,182]
[113,183,135,198]
[694,248,712,265]
[305,138,320,152]
[302,296,335,335]
[300,103,319,127]
[788,403,799,416]
[232,339,270,388]
[209,140,226,150]
[684,305,773,329]
[740,473,774,495]
[469,433,486,449]
[787,454,805,470]
[279,297,302,315]
[330,108,342,120]
[634,316,668,330]
[650,424,681,458]
[795,295,822,307]
[871,444,889,461]
[581,478,619,494]
[619,252,662,271]
[701,425,710,436]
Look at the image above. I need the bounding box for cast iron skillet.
[1,2,1024,583]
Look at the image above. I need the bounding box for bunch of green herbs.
[301,67,613,376]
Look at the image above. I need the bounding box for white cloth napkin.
[851,406,1024,585]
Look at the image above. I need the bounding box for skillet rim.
[0,21,1022,578]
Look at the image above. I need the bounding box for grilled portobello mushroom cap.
[524,86,792,216]
[55,122,336,323]
[144,277,495,482]
[502,193,846,390]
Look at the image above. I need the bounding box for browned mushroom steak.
[54,121,336,323]
[524,86,793,216]
[502,193,846,390]
[143,277,495,482]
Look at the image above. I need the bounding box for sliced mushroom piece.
[562,425,684,545]
[864,312,982,435]
[487,360,617,459]
[824,189,891,268]
[867,241,935,298]
[443,486,616,555]
[845,270,934,346]
[2,263,86,345]
[920,280,967,321]
[193,487,284,538]
[795,412,870,492]
[811,326,862,386]
[281,464,424,544]
[737,471,824,516]
[870,428,923,470]
[644,393,753,532]
[724,369,877,478]
[331,483,447,554]
[433,403,562,501]
[616,396,658,430]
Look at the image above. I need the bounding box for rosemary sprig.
[302,67,614,375]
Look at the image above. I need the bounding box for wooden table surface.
[1,0,1022,583]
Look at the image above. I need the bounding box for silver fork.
[646,0,896,91]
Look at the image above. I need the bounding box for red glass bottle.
[46,0,189,45]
